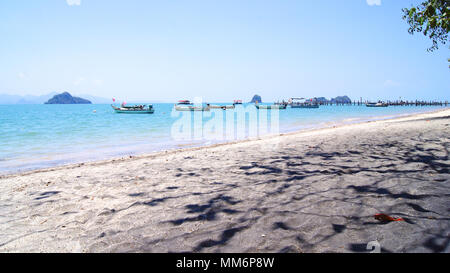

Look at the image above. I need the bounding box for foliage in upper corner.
[402,0,450,52]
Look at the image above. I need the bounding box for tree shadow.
[116,116,450,253]
[165,194,242,226]
[193,226,249,251]
[34,191,61,200]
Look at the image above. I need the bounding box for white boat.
[174,100,210,111]
[175,105,211,111]
[366,102,388,107]
[208,104,235,110]
[255,104,287,110]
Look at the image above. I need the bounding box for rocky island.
[310,96,352,104]
[250,94,262,103]
[45,92,92,104]
[331,95,352,104]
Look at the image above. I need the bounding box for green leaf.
[430,18,437,28]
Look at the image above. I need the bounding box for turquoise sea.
[0,103,446,174]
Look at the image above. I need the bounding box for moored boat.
[291,104,319,109]
[366,102,388,107]
[255,104,287,110]
[174,100,210,111]
[208,104,236,110]
[175,105,210,111]
[233,100,243,105]
[111,104,155,114]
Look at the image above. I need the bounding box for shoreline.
[0,107,449,252]
[1,107,448,179]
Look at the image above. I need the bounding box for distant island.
[250,94,262,103]
[45,92,92,104]
[313,96,352,104]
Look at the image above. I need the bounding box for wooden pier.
[315,100,448,107]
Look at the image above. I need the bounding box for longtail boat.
[255,104,287,110]
[111,104,155,114]
[208,104,236,110]
[175,105,210,111]
[366,102,388,107]
[292,104,319,109]
[174,100,210,111]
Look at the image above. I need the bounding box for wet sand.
[0,109,449,253]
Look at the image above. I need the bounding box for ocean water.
[0,103,446,174]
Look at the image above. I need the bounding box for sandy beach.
[0,109,449,253]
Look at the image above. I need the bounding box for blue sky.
[0,0,448,102]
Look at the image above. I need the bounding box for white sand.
[1,108,449,253]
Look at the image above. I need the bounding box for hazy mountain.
[0,92,110,104]
[0,92,58,104]
[0,94,23,104]
[77,94,112,104]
